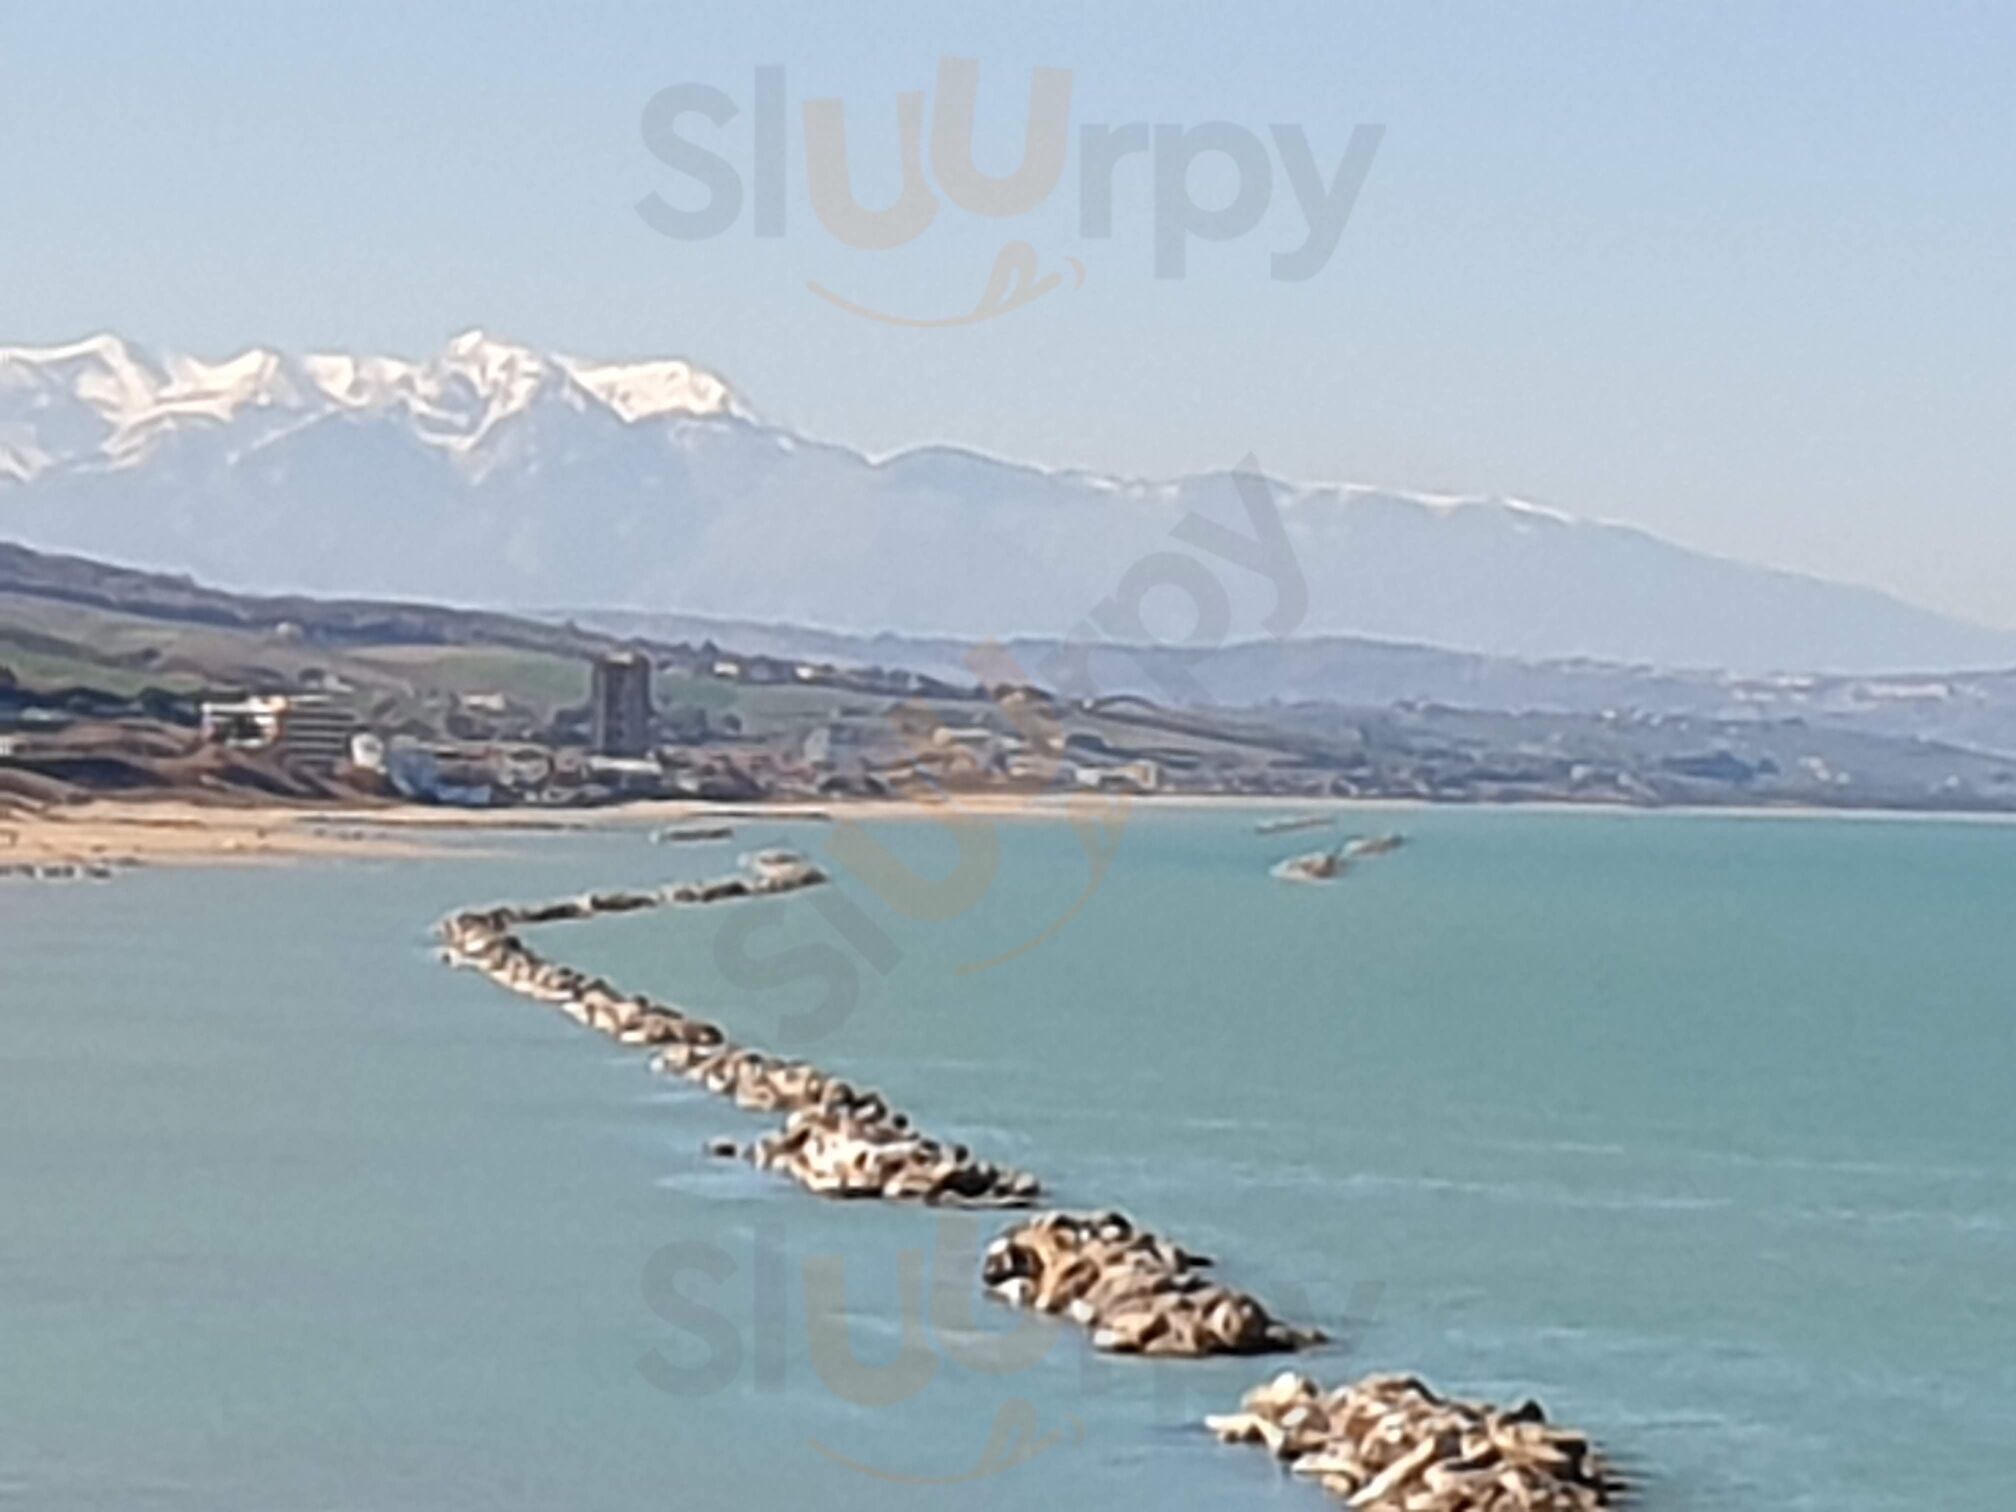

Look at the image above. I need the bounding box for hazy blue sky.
[4,1,2011,626]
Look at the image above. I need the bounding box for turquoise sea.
[3,808,2012,1509]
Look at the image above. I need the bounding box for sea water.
[3,808,2012,1509]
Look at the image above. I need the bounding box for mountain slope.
[4,332,2010,676]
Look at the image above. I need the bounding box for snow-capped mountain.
[3,331,2011,676]
[0,330,737,483]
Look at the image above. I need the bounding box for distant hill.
[0,538,600,657]
[570,607,2016,761]
[0,538,970,730]
[0,537,646,732]
[9,539,2016,812]
[11,534,2016,767]
[6,331,2015,676]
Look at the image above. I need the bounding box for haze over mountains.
[3,331,2010,678]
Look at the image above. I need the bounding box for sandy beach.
[0,799,445,868]
[0,794,958,870]
[7,787,2004,875]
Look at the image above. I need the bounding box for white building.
[200,694,355,771]
[1074,759,1161,794]
[349,732,387,772]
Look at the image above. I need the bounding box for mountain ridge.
[4,331,2011,677]
[0,330,740,483]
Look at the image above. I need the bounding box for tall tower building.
[590,652,654,757]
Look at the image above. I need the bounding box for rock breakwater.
[1206,1370,1619,1510]
[982,1210,1324,1357]
[652,823,735,844]
[1272,832,1407,884]
[1,858,127,881]
[435,851,1041,1209]
[434,843,1622,1498]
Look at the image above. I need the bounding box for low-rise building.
[349,732,387,772]
[930,725,995,750]
[1074,758,1161,794]
[200,694,356,771]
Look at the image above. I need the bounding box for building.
[384,737,494,807]
[1074,758,1161,794]
[930,724,996,751]
[591,652,654,757]
[199,694,355,771]
[1005,752,1073,785]
[349,732,387,772]
[487,747,554,790]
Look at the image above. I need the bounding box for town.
[8,538,2016,819]
[177,645,1176,808]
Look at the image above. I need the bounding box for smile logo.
[638,59,1382,327]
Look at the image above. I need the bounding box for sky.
[3,0,2012,628]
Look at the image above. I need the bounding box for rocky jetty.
[1272,832,1406,883]
[1,858,125,881]
[1273,845,1349,883]
[1342,833,1406,859]
[652,823,734,844]
[435,853,1042,1210]
[1256,812,1337,836]
[750,1105,1040,1207]
[981,1210,1324,1357]
[435,845,1636,1499]
[1206,1371,1619,1510]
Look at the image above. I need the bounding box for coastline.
[0,798,443,868]
[8,787,2011,873]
